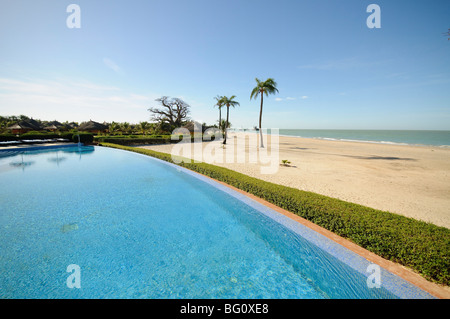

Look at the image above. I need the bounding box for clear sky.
[0,0,449,130]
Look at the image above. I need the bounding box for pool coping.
[129,149,449,299]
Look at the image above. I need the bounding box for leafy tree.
[148,96,190,131]
[250,78,279,148]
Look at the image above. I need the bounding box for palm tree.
[139,121,150,135]
[250,78,279,148]
[220,119,231,136]
[109,122,120,135]
[214,95,225,132]
[220,95,239,144]
[120,122,130,135]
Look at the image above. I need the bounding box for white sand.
[138,132,450,229]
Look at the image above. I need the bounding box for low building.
[7,119,43,134]
[78,120,109,134]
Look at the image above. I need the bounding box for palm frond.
[214,95,225,108]
[250,87,260,100]
[263,78,279,92]
[221,95,240,108]
[251,77,279,99]
[229,95,240,107]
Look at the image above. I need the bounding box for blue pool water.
[0,146,434,299]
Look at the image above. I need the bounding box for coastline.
[232,129,450,148]
[277,135,450,148]
[139,132,450,229]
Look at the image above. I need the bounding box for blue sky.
[0,0,449,129]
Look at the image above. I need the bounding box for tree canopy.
[148,96,191,130]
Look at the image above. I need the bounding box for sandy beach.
[138,132,450,229]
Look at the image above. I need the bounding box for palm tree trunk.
[223,106,229,144]
[219,108,221,132]
[259,91,264,148]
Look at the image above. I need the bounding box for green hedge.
[96,137,171,145]
[20,132,59,140]
[72,132,94,144]
[95,134,171,140]
[96,135,200,145]
[101,142,450,286]
[0,134,19,142]
[60,132,74,141]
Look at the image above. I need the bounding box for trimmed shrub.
[101,142,450,286]
[94,134,198,145]
[94,134,172,142]
[21,130,42,135]
[0,134,19,142]
[20,132,59,140]
[60,132,74,141]
[96,138,171,145]
[72,132,94,144]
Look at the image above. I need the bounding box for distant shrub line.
[95,137,172,145]
[0,134,20,141]
[95,134,210,145]
[101,142,450,286]
[95,134,171,139]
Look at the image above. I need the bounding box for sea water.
[276,129,450,147]
[232,129,450,147]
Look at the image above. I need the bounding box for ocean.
[236,129,450,147]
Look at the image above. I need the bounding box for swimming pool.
[0,146,434,298]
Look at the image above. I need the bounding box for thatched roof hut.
[44,121,64,132]
[44,124,58,131]
[78,120,108,133]
[7,120,42,134]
